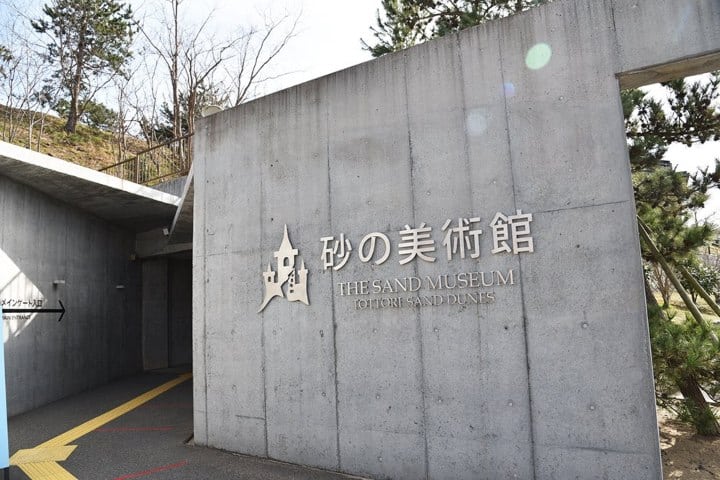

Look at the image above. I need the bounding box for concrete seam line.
[497,25,537,479]
[325,92,342,471]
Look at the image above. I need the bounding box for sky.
[4,0,718,223]
[220,0,717,224]
[667,142,719,223]
[138,0,383,96]
[194,0,718,223]
[644,80,720,223]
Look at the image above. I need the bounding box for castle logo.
[258,225,309,313]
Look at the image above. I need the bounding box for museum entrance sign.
[193,1,720,478]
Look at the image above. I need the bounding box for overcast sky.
[7,0,719,222]
[202,1,718,222]
[134,0,383,95]
[644,79,720,223]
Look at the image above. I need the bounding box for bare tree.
[179,15,238,137]
[110,75,131,163]
[648,261,675,307]
[226,13,299,107]
[0,0,299,170]
[0,8,57,150]
[140,0,299,140]
[140,0,183,140]
[126,52,165,148]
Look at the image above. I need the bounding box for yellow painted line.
[18,461,76,480]
[11,373,192,480]
[39,373,192,448]
[10,445,77,464]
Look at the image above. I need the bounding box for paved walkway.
[7,370,360,480]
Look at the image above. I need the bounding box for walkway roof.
[0,141,180,232]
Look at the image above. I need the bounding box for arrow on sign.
[3,301,65,322]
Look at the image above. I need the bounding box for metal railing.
[98,133,193,186]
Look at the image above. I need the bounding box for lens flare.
[674,5,693,44]
[525,43,552,70]
[466,109,488,136]
[503,82,516,98]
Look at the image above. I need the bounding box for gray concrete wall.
[168,258,192,367]
[151,176,187,198]
[142,258,169,370]
[193,0,720,478]
[141,257,193,370]
[0,174,142,416]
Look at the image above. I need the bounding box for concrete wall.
[0,174,142,416]
[152,176,187,198]
[142,258,169,370]
[168,259,192,367]
[142,257,193,370]
[193,0,720,478]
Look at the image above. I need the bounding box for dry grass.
[657,292,720,325]
[0,106,149,170]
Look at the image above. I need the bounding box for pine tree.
[32,0,136,133]
[626,77,720,435]
[625,77,720,269]
[362,0,548,57]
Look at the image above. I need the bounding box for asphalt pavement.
[7,370,362,480]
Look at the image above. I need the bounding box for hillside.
[0,105,150,170]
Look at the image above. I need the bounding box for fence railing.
[98,133,193,186]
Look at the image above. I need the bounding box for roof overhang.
[0,141,180,232]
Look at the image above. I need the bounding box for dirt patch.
[660,410,720,479]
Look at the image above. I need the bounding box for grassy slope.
[0,107,148,170]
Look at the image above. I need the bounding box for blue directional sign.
[0,307,8,470]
